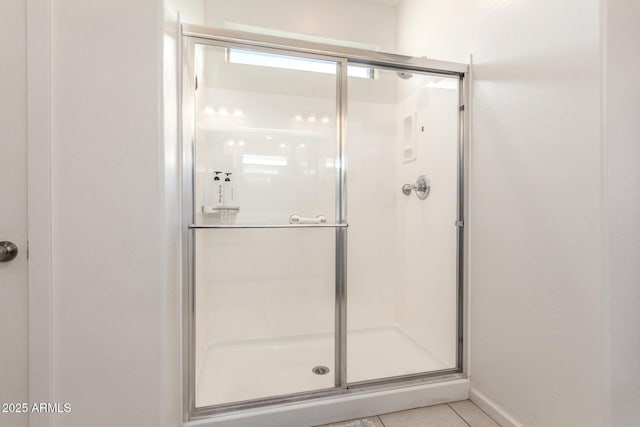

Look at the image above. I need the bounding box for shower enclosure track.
[180,22,468,422]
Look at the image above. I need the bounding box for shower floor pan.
[195,326,448,407]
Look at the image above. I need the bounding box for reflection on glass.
[192,43,340,409]
[194,44,339,225]
[194,229,336,407]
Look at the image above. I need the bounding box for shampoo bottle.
[214,171,224,207]
[223,172,234,206]
[203,171,222,213]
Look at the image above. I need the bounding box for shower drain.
[312,365,330,375]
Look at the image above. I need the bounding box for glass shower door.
[346,66,461,384]
[189,42,344,408]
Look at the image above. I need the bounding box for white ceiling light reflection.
[321,116,330,124]
[243,166,280,175]
[226,140,235,146]
[218,107,229,116]
[307,115,316,123]
[238,140,246,146]
[279,143,287,148]
[233,108,244,117]
[265,136,273,140]
[204,106,215,115]
[294,114,303,122]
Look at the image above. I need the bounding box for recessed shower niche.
[181,25,466,418]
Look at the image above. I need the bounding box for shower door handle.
[289,214,327,224]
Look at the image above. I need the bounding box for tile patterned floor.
[316,400,500,427]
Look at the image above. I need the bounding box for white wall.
[0,1,28,426]
[50,1,178,426]
[169,0,204,26]
[202,0,397,52]
[605,0,640,425]
[163,1,184,425]
[397,0,605,426]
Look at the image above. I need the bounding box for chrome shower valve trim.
[402,175,431,200]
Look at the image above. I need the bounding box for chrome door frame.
[180,24,469,422]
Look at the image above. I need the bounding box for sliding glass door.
[182,31,466,417]
[346,65,461,383]
[187,42,345,408]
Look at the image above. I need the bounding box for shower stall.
[181,24,468,422]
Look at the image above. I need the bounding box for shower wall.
[345,78,397,333]
[394,81,459,366]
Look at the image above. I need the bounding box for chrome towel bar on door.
[289,214,327,224]
[188,223,348,229]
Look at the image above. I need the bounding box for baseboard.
[469,387,524,427]
[186,378,470,427]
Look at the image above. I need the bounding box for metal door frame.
[179,23,468,421]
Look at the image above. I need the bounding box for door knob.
[0,241,18,262]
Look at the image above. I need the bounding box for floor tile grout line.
[448,403,472,427]
[469,400,502,426]
[317,401,497,427]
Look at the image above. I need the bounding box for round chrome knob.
[0,241,18,262]
[414,175,431,200]
[401,175,431,200]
